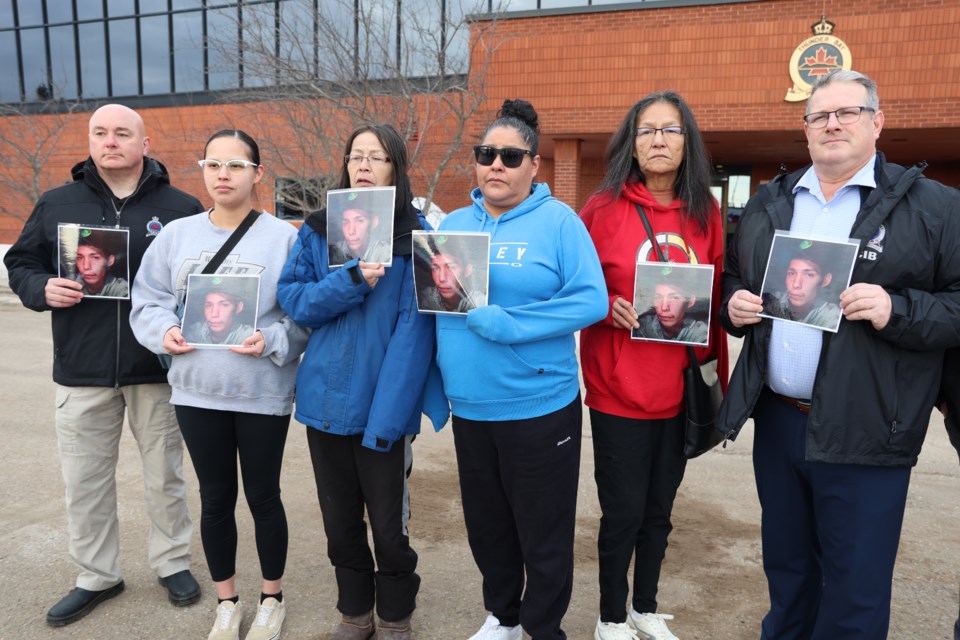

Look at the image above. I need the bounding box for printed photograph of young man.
[632,263,714,346]
[57,226,130,299]
[412,231,489,315]
[326,187,395,267]
[182,274,260,347]
[759,234,859,332]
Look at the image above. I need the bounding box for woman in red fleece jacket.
[579,91,728,640]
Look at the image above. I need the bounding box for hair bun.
[497,99,539,132]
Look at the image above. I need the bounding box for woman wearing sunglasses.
[131,129,309,640]
[578,91,728,640]
[435,99,607,640]
[277,123,444,640]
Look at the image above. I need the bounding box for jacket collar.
[763,153,925,238]
[71,156,169,201]
[852,153,924,240]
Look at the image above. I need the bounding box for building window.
[0,0,477,105]
[275,176,328,220]
[711,164,751,245]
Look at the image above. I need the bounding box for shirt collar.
[793,154,878,197]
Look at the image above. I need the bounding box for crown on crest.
[812,16,835,35]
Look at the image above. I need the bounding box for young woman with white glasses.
[131,129,308,640]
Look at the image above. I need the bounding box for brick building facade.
[1,0,958,244]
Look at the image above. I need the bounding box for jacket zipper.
[102,173,149,388]
[112,198,123,388]
[719,206,780,439]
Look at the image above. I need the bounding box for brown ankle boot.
[331,610,375,640]
[375,615,412,639]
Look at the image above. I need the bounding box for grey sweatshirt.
[131,210,309,415]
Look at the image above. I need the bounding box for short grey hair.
[807,70,880,114]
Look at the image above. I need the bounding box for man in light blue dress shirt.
[718,70,960,640]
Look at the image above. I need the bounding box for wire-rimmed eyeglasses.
[803,106,876,129]
[345,155,390,167]
[635,127,685,140]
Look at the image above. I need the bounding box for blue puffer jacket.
[277,210,446,451]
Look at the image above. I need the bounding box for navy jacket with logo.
[4,157,203,387]
[718,153,960,467]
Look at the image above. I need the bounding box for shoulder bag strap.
[201,209,259,274]
[634,203,699,365]
[634,203,667,263]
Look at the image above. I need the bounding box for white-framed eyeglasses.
[345,155,390,167]
[198,159,259,173]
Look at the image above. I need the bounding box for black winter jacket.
[940,348,960,464]
[4,157,203,387]
[718,153,960,467]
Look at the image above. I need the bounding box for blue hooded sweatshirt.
[436,182,607,421]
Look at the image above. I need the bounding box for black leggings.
[176,405,289,583]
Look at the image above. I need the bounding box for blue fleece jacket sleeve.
[276,226,370,329]
[363,257,436,451]
[466,214,607,344]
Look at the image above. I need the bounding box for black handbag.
[681,344,724,458]
[157,209,259,369]
[634,204,724,459]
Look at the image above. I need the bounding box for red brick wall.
[0,101,480,243]
[467,0,960,209]
[2,0,958,243]
[553,138,582,209]
[477,0,960,133]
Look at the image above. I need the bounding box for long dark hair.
[482,98,540,154]
[599,91,713,234]
[338,123,419,239]
[204,129,261,165]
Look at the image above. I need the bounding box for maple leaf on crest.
[802,47,838,76]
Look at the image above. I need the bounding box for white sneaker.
[467,613,523,640]
[628,610,679,640]
[208,601,243,640]
[244,597,286,640]
[595,616,640,640]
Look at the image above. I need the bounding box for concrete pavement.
[1,298,958,639]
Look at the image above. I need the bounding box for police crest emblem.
[785,17,853,102]
[146,216,163,237]
[866,224,886,254]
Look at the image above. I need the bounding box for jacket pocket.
[55,385,71,409]
[885,359,901,446]
[437,325,557,403]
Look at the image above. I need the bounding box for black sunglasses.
[473,145,532,168]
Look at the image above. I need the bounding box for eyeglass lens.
[201,160,253,173]
[805,107,872,128]
[635,127,684,138]
[346,155,389,166]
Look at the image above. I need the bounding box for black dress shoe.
[157,569,201,606]
[46,581,125,627]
